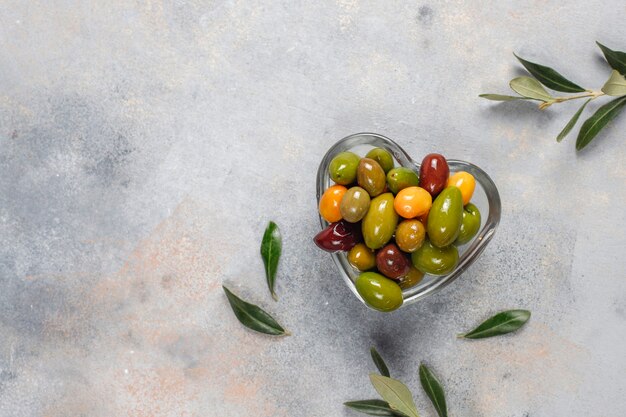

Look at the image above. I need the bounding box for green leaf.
[576,95,626,150]
[597,41,626,76]
[509,77,552,101]
[458,310,531,339]
[261,221,282,300]
[370,347,390,377]
[344,399,409,416]
[601,70,626,96]
[479,94,531,101]
[556,98,591,142]
[514,54,586,93]
[369,374,420,417]
[419,364,448,417]
[222,286,288,336]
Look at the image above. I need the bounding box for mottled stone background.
[1,1,625,416]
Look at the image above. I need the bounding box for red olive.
[419,153,449,198]
[314,220,362,252]
[375,243,411,279]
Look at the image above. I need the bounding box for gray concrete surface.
[1,1,625,416]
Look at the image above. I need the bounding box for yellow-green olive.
[355,271,403,312]
[411,239,459,276]
[427,186,463,248]
[386,167,420,194]
[366,148,394,173]
[348,243,376,271]
[329,152,360,185]
[456,203,481,244]
[362,193,398,249]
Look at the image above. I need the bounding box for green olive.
[329,152,360,185]
[397,266,425,290]
[355,271,403,312]
[411,239,459,276]
[427,186,463,248]
[456,203,481,244]
[357,158,386,197]
[386,167,419,194]
[362,193,398,249]
[395,219,426,253]
[340,186,371,222]
[365,148,394,173]
[348,243,376,271]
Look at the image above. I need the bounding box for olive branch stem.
[538,90,605,110]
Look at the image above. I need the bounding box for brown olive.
[419,153,449,197]
[395,219,426,253]
[375,243,411,279]
[313,220,362,252]
[357,158,386,197]
[397,266,424,290]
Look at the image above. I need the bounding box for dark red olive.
[314,220,362,252]
[419,153,449,197]
[375,243,411,279]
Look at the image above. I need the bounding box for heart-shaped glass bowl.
[316,132,501,309]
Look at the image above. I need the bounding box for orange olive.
[319,185,347,222]
[393,186,432,219]
[447,171,475,205]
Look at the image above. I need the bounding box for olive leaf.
[556,98,591,142]
[261,221,282,300]
[479,94,532,101]
[344,399,409,417]
[514,54,586,92]
[418,364,448,417]
[458,309,530,339]
[222,286,289,336]
[509,77,552,101]
[576,95,626,150]
[369,374,420,417]
[597,41,626,76]
[370,347,391,377]
[601,70,626,96]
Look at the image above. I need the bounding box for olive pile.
[314,148,481,312]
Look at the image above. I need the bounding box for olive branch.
[481,41,626,151]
